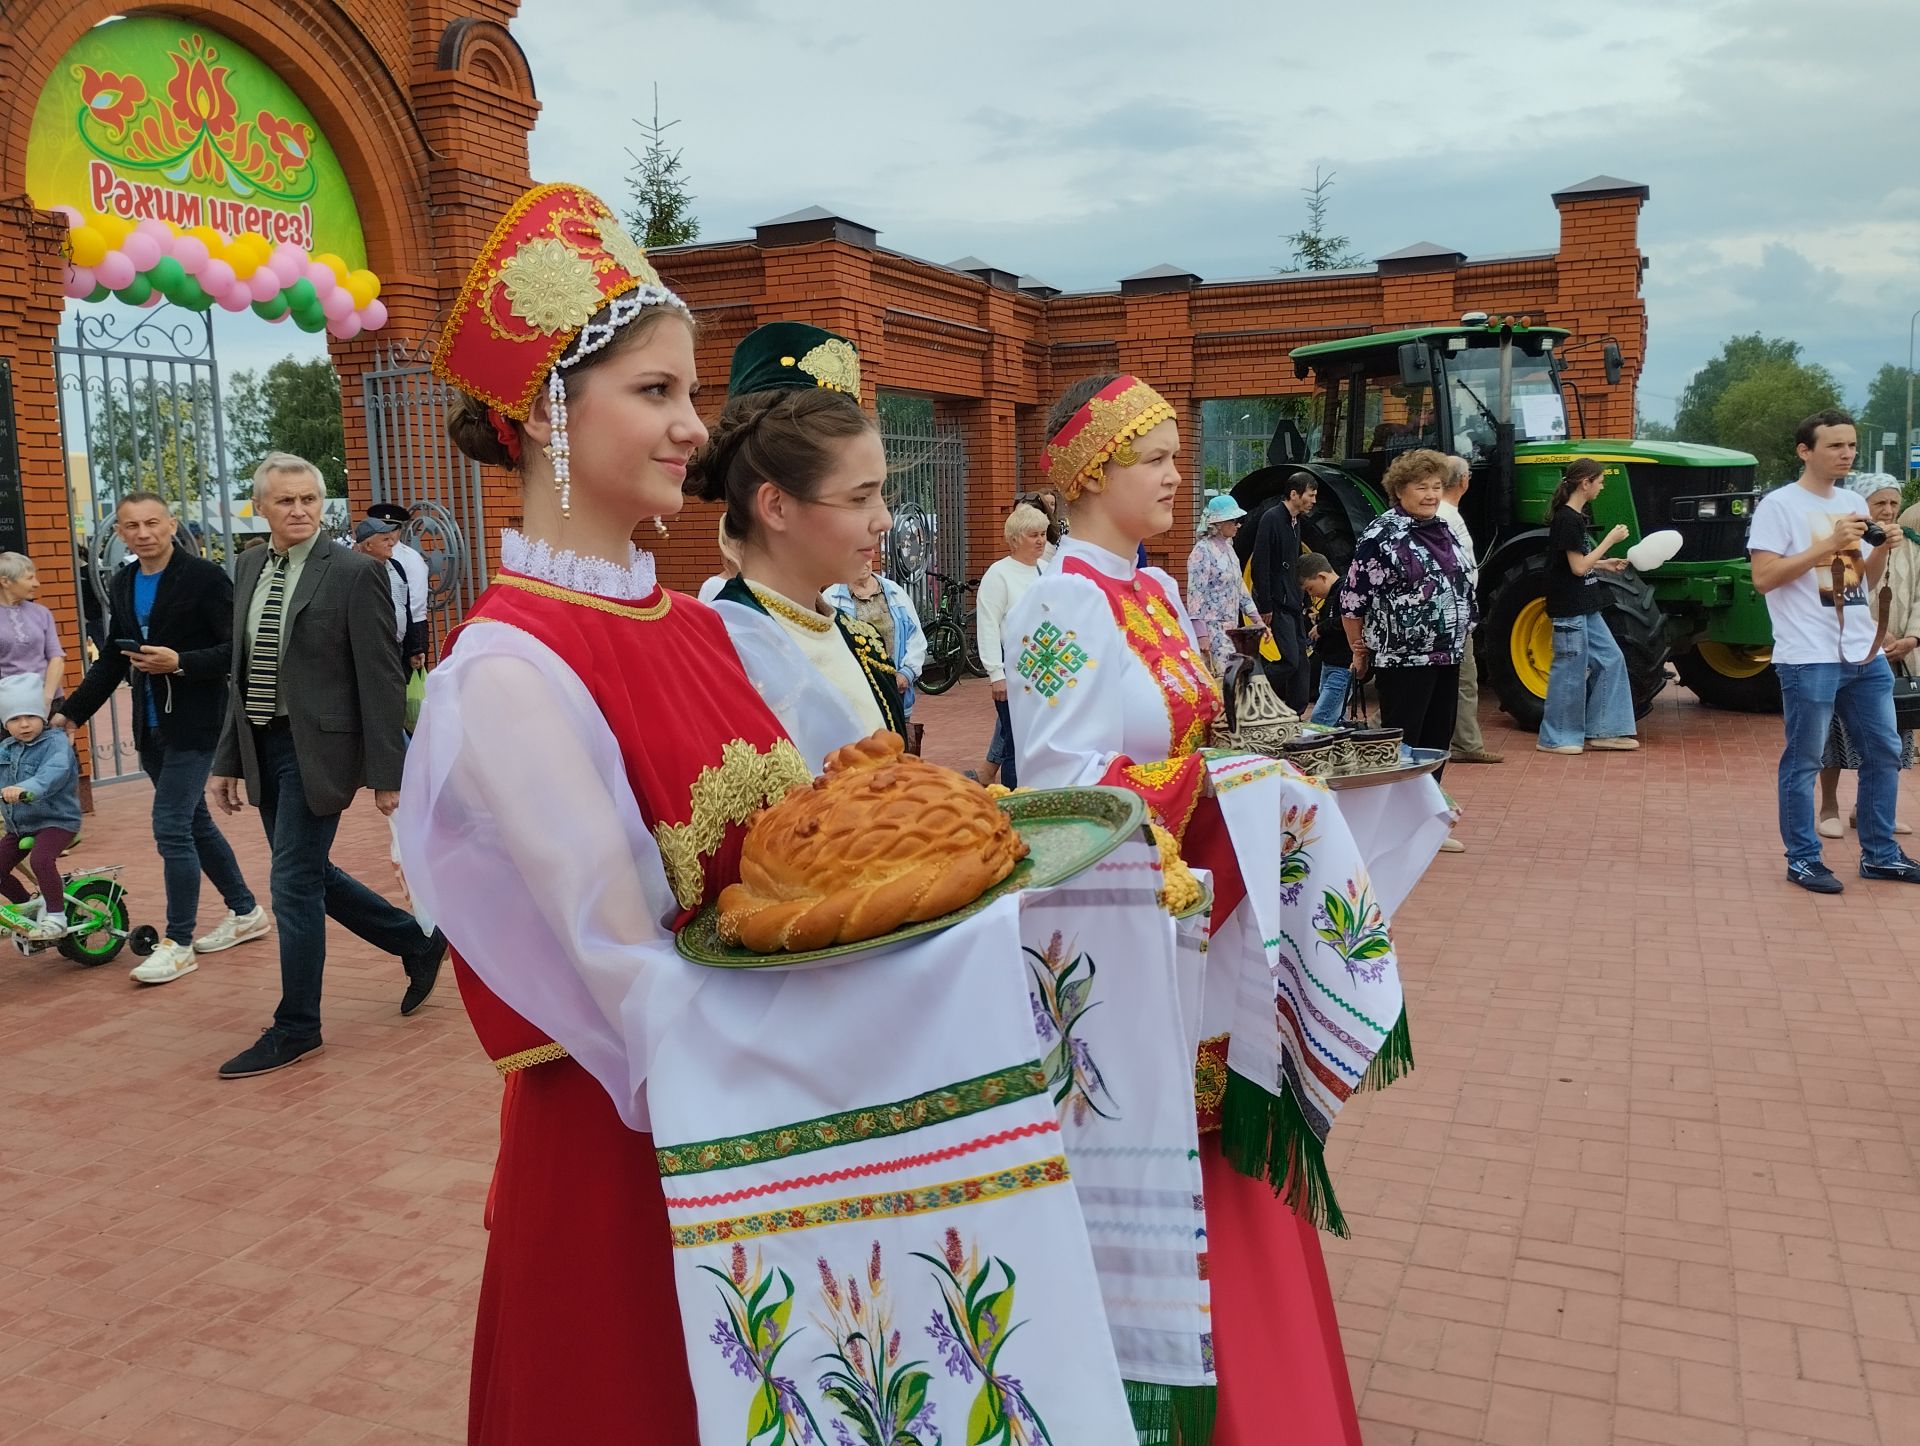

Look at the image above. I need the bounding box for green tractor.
[1229,316,1776,727]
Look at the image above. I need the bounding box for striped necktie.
[244,553,290,726]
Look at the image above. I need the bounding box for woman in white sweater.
[975,503,1049,785]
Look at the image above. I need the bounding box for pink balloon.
[327,313,364,341]
[303,261,336,297]
[138,291,164,309]
[361,297,389,331]
[321,286,355,321]
[64,265,96,298]
[95,252,135,290]
[134,217,174,245]
[120,232,161,272]
[200,258,235,293]
[173,236,209,274]
[268,245,304,286]
[247,268,282,303]
[217,286,252,313]
[266,309,289,323]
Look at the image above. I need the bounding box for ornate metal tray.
[675,786,1147,968]
[1321,746,1448,791]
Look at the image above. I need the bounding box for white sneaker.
[24,915,67,942]
[130,939,198,985]
[193,906,271,955]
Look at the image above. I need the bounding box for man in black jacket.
[56,493,268,985]
[1249,474,1318,711]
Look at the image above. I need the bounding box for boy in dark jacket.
[0,672,81,940]
[55,493,267,984]
[1298,552,1353,725]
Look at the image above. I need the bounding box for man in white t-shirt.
[1748,409,1919,892]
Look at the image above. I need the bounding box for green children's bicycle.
[2,843,160,966]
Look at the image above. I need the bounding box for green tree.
[1635,410,1677,442]
[225,356,345,497]
[1279,168,1364,273]
[1710,359,1843,483]
[1673,334,1802,443]
[622,85,700,250]
[1856,363,1915,468]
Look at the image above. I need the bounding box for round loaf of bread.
[716,731,1029,952]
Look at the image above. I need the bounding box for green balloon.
[176,278,213,311]
[85,284,111,303]
[149,257,185,293]
[115,277,153,305]
[287,277,317,310]
[251,295,289,320]
[294,309,327,334]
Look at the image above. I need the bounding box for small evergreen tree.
[1280,168,1364,273]
[623,85,700,250]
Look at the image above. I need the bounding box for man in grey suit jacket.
[211,452,446,1079]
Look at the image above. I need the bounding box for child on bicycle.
[0,672,81,940]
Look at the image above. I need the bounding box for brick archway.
[0,0,538,759]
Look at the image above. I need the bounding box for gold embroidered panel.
[655,739,812,910]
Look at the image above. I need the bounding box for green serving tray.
[675,785,1146,968]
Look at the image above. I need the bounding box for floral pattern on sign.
[1311,878,1393,985]
[1025,932,1115,1125]
[915,1229,1054,1445]
[77,33,317,198]
[1279,801,1320,906]
[1015,622,1090,701]
[812,1244,938,1446]
[703,1244,823,1444]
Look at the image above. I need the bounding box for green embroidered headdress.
[726,321,862,397]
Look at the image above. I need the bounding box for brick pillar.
[1117,289,1197,572]
[1553,181,1649,439]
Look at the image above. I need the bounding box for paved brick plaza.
[2,680,1918,1445]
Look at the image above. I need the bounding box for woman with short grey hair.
[0,552,65,712]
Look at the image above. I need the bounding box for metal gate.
[55,306,235,783]
[361,343,484,655]
[880,424,968,619]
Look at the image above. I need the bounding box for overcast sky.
[188,0,1919,435]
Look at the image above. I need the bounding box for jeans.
[987,697,1018,789]
[1374,663,1461,781]
[1777,660,1903,868]
[139,738,256,945]
[255,725,431,1038]
[1310,666,1352,725]
[1540,613,1636,749]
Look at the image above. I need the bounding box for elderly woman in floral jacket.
[1339,448,1476,780]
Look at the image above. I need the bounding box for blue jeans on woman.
[1310,666,1351,725]
[1777,659,1904,869]
[1540,613,1635,749]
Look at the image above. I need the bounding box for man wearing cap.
[55,490,269,983]
[354,517,428,667]
[365,504,429,668]
[210,452,446,1078]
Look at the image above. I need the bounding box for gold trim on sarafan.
[491,572,672,620]
[654,739,812,910]
[494,1041,571,1075]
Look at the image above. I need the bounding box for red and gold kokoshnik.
[1042,374,1176,501]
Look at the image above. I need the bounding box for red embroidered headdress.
[1042,374,1176,501]
[431,182,689,422]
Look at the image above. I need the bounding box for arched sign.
[25,15,367,268]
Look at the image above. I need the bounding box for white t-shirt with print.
[1747,481,1875,665]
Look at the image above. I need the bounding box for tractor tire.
[1479,557,1670,732]
[1481,554,1555,731]
[1673,643,1781,713]
[1590,570,1672,719]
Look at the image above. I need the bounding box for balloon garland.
[53,207,388,339]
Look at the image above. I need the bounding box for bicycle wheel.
[918,620,966,696]
[57,876,128,966]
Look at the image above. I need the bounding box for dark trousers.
[988,697,1018,788]
[140,737,256,945]
[1374,663,1461,782]
[255,725,427,1039]
[1263,612,1313,712]
[0,829,75,912]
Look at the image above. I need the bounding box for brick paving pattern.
[2,677,1917,1443]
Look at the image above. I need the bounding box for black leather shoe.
[401,929,448,1016]
[218,1029,323,1079]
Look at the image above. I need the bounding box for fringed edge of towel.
[1125,1379,1218,1446]
[1358,1007,1413,1092]
[1218,1070,1349,1238]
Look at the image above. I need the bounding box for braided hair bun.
[685,387,875,544]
